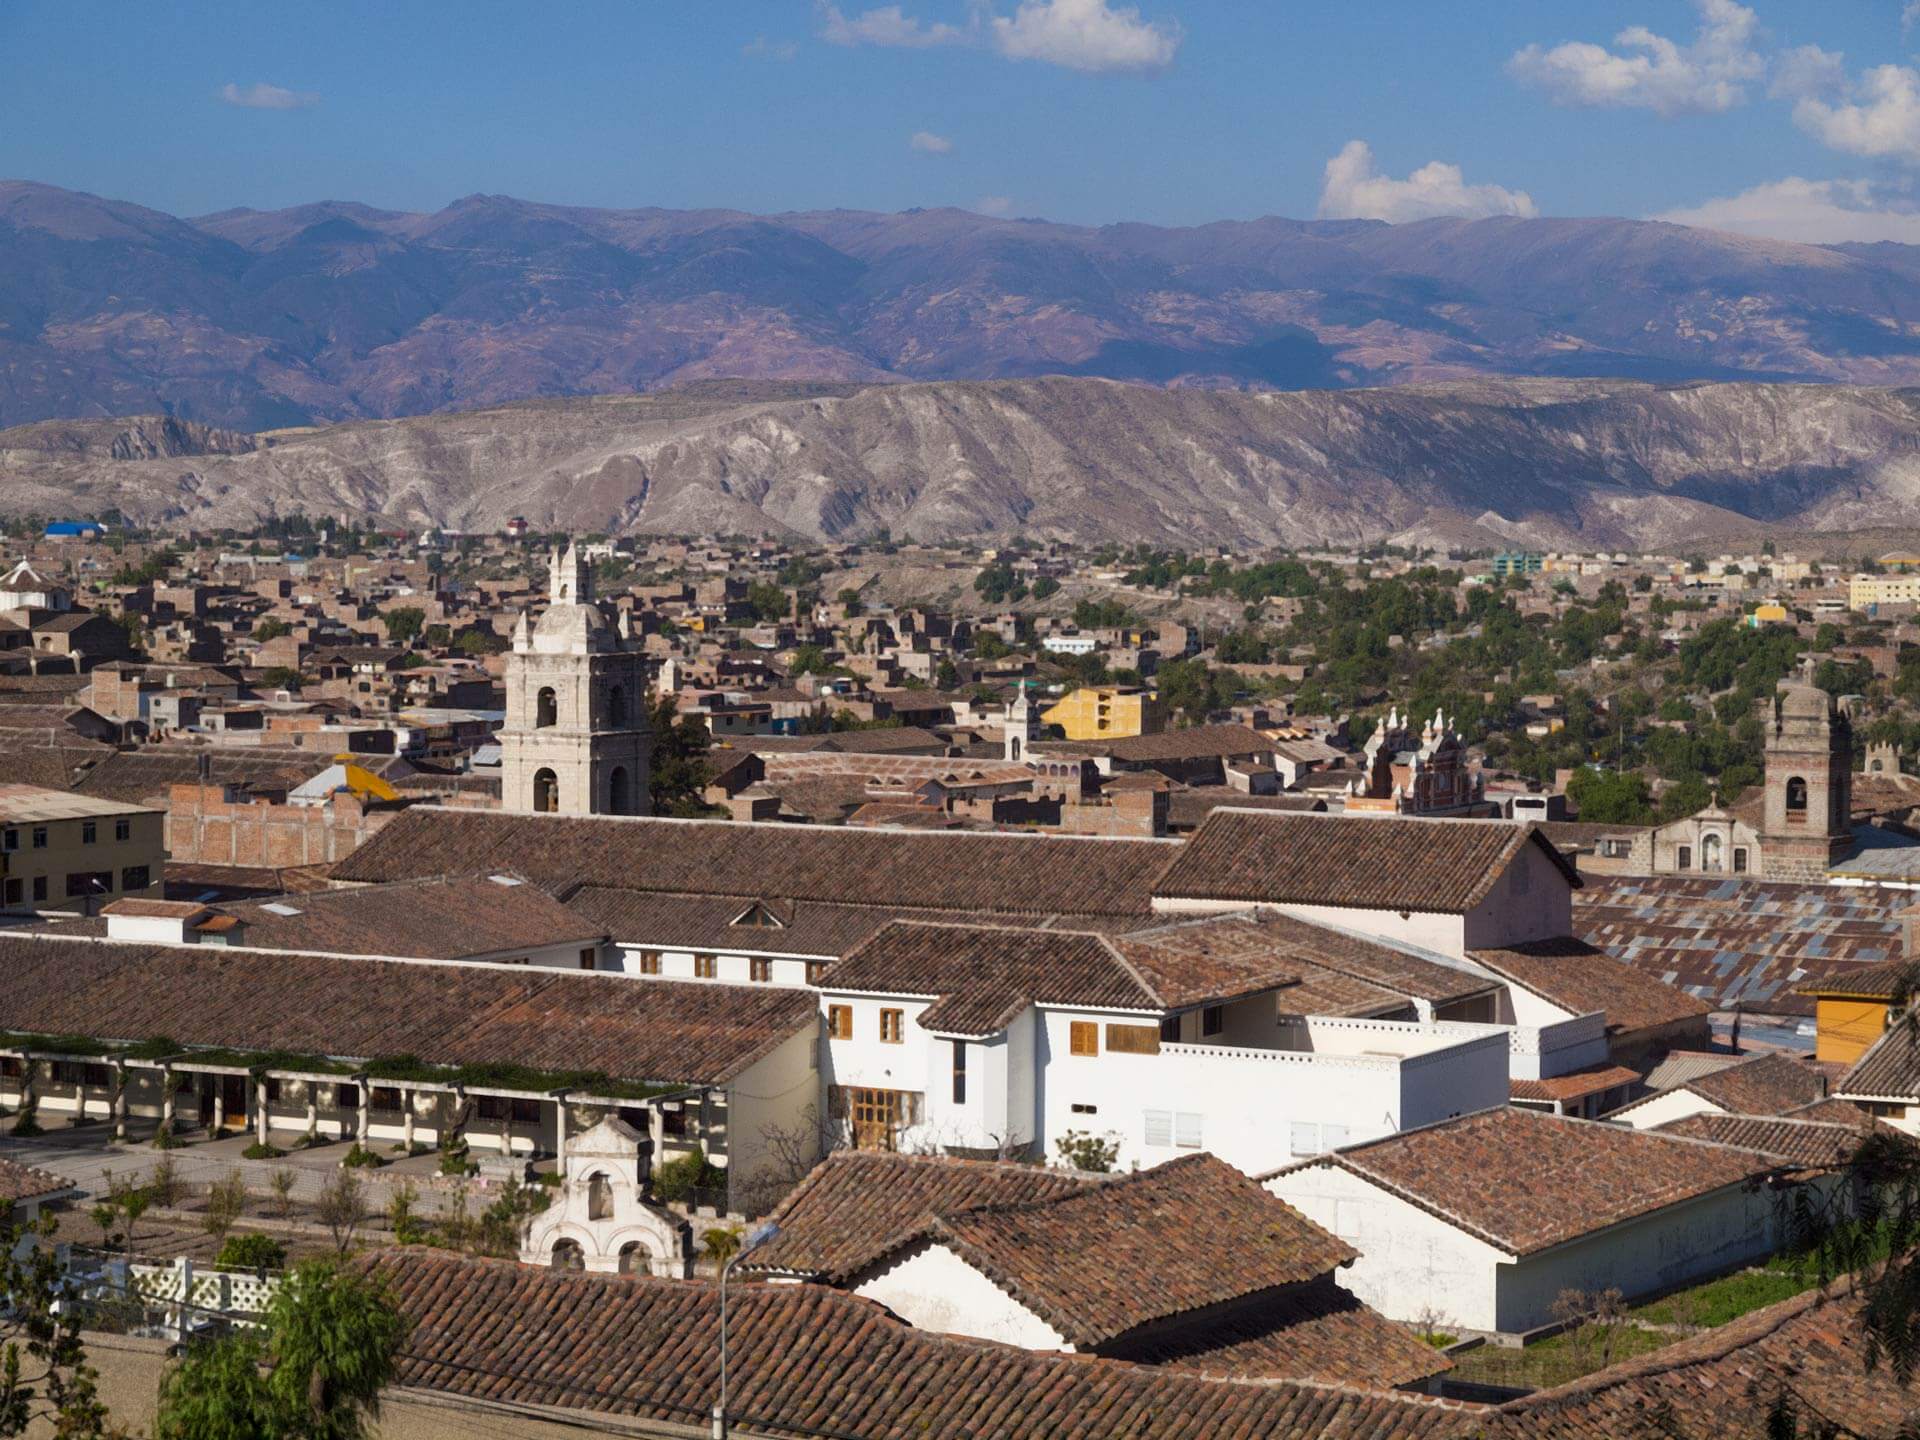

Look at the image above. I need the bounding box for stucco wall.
[853,1241,1069,1350]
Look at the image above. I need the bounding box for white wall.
[853,1242,1069,1350]
[1612,1090,1720,1130]
[1462,842,1573,950]
[725,1025,821,1212]
[609,943,818,986]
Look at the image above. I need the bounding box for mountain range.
[12,179,1920,431]
[9,376,1920,551]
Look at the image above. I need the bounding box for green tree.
[253,618,291,642]
[1565,767,1654,824]
[0,1206,124,1437]
[380,607,426,646]
[1030,575,1061,600]
[648,695,720,817]
[153,1258,408,1440]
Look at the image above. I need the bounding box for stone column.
[254,1080,270,1146]
[211,1084,225,1133]
[111,1061,127,1143]
[556,1096,569,1156]
[401,1093,416,1152]
[499,1102,512,1157]
[159,1066,175,1134]
[355,1085,370,1146]
[305,1089,318,1140]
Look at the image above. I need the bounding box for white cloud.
[1656,176,1920,244]
[910,129,954,154]
[988,0,1180,72]
[1507,0,1761,117]
[1316,140,1538,224]
[219,82,319,111]
[1793,63,1920,161]
[818,3,965,48]
[1906,1,1920,35]
[743,35,799,60]
[1769,44,1845,102]
[975,195,1014,215]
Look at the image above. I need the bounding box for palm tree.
[703,1226,743,1268]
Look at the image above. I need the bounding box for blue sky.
[5,1,1920,240]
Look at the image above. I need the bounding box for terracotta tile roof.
[365,1249,1472,1439]
[1682,1052,1830,1114]
[1106,1275,1450,1390]
[1654,1113,1873,1169]
[331,809,1175,919]
[1785,1096,1886,1126]
[1263,1107,1779,1258]
[1508,1064,1643,1104]
[1836,1023,1920,1102]
[1156,812,1578,913]
[747,1151,1097,1283]
[1472,1280,1912,1439]
[0,1157,72,1204]
[1574,874,1907,1017]
[0,935,813,1087]
[72,746,326,803]
[925,1155,1357,1348]
[221,875,607,961]
[1096,724,1275,763]
[1466,938,1711,1038]
[1164,790,1327,831]
[1794,957,1916,1001]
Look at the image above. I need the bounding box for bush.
[341,1143,384,1169]
[438,1138,472,1177]
[216,1233,287,1271]
[1055,1130,1121,1173]
[242,1142,283,1160]
[652,1148,727,1205]
[149,1122,178,1149]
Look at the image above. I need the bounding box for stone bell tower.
[1760,670,1852,882]
[499,542,651,816]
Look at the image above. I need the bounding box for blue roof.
[43,521,102,535]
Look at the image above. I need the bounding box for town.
[0,514,1915,1437]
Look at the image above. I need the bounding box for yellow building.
[0,784,167,912]
[1849,574,1920,611]
[1042,686,1168,742]
[1795,961,1908,1066]
[1745,600,1790,628]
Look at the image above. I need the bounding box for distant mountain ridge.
[10,180,1920,429]
[10,376,1920,551]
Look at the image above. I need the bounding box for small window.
[31,827,47,850]
[879,1008,905,1044]
[1159,1015,1181,1043]
[1677,845,1692,871]
[65,872,110,898]
[951,1041,967,1105]
[81,821,96,845]
[750,957,773,983]
[828,1005,853,1040]
[805,961,828,984]
[114,819,130,842]
[1107,1024,1161,1055]
[1144,1109,1173,1147]
[1069,1021,1099,1057]
[1201,1006,1224,1037]
[1070,1102,1098,1115]
[1174,1112,1203,1149]
[1733,847,1749,874]
[1786,776,1808,815]
[31,877,47,902]
[579,947,596,970]
[638,951,661,976]
[2,829,16,852]
[369,1087,402,1114]
[694,954,718,979]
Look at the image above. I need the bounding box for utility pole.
[713,1220,781,1440]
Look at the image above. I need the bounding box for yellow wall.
[1042,687,1167,741]
[1815,997,1891,1066]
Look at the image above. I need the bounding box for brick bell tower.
[499,542,651,816]
[1760,667,1852,882]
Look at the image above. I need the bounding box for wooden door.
[850,1088,900,1152]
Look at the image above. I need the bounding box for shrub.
[216,1233,287,1271]
[340,1143,384,1169]
[10,1100,41,1138]
[242,1142,282,1160]
[652,1148,727,1206]
[149,1122,177,1149]
[437,1138,472,1177]
[1055,1130,1121,1174]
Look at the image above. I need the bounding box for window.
[844,1087,909,1151]
[114,819,130,842]
[2,829,16,852]
[579,947,596,970]
[750,957,772,983]
[31,827,47,850]
[828,1005,853,1040]
[951,1041,967,1105]
[369,1087,402,1115]
[879,1008,905,1044]
[2,880,18,906]
[1174,1112,1203,1149]
[1786,776,1809,816]
[1106,1023,1161,1055]
[121,866,150,892]
[608,766,631,815]
[1144,1109,1172,1147]
[805,961,828,985]
[535,687,558,728]
[1069,1021,1099,1057]
[1070,1102,1098,1115]
[531,768,559,813]
[31,877,46,903]
[1676,845,1692,871]
[638,951,661,976]
[1201,1006,1224,1037]
[334,1084,360,1110]
[1733,847,1749,874]
[1159,1015,1181,1043]
[81,821,96,845]
[66,872,110,898]
[587,1171,614,1221]
[693,954,718,979]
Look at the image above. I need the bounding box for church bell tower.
[499,543,652,816]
